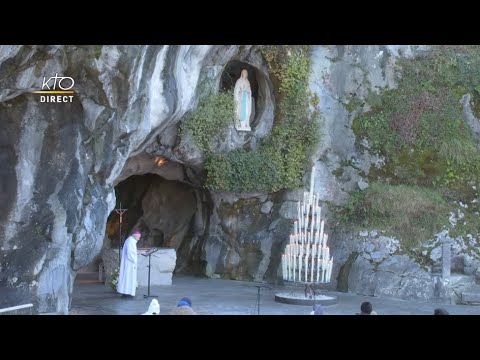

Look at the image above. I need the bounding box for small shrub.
[110,268,119,291]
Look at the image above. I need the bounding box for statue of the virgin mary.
[234,69,252,131]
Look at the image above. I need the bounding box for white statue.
[234,69,252,131]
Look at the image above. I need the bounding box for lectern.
[141,248,159,299]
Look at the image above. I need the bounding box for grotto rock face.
[203,193,291,282]
[1,44,448,313]
[0,45,220,312]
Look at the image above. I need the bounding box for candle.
[310,245,315,283]
[298,249,302,282]
[285,246,288,280]
[316,246,321,282]
[320,220,324,244]
[329,257,334,282]
[303,255,307,283]
[305,243,310,281]
[293,249,296,282]
[288,246,291,282]
[327,260,332,282]
[310,166,315,205]
[323,259,328,282]
[297,201,300,226]
[306,211,309,230]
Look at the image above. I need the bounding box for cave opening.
[74,159,212,294]
[105,174,199,250]
[102,170,211,281]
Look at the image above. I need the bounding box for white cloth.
[142,299,160,315]
[117,235,138,296]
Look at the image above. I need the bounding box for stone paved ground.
[69,275,480,315]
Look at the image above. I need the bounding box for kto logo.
[33,73,75,103]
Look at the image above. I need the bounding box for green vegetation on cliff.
[180,91,235,153]
[205,46,320,192]
[341,183,451,249]
[343,45,480,249]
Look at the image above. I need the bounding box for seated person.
[357,301,377,315]
[169,297,197,315]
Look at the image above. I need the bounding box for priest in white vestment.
[117,230,141,297]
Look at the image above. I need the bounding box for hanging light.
[154,156,167,167]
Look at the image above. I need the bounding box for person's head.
[434,308,449,315]
[313,304,324,315]
[360,301,373,315]
[241,69,248,79]
[177,297,192,307]
[132,230,141,241]
[143,299,160,315]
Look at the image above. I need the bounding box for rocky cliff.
[1,45,479,313]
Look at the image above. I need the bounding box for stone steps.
[76,272,104,284]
